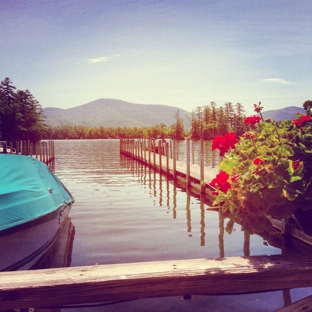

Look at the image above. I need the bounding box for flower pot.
[293,209,312,236]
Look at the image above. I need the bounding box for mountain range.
[43,98,306,127]
[262,106,305,121]
[43,99,189,128]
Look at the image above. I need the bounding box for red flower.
[244,115,262,127]
[209,171,231,193]
[224,132,238,149]
[253,158,264,165]
[300,115,311,122]
[212,132,238,156]
[292,114,311,126]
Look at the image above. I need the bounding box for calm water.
[44,139,311,311]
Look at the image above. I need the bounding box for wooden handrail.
[1,255,312,310]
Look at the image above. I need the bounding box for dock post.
[186,138,190,187]
[200,138,204,193]
[153,139,156,170]
[173,139,177,181]
[165,142,169,177]
[148,140,151,166]
[158,140,162,172]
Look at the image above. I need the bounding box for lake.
[42,139,312,311]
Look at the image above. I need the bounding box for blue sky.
[1,0,311,115]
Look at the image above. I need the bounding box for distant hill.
[43,99,190,128]
[262,106,305,121]
[43,100,306,128]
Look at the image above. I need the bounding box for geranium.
[292,114,311,126]
[253,158,263,165]
[244,115,262,127]
[212,132,238,156]
[209,171,231,193]
[208,104,312,235]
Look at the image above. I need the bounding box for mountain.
[43,100,306,128]
[43,99,190,128]
[262,106,305,121]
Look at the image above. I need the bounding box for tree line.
[0,77,248,141]
[5,77,309,142]
[44,102,247,140]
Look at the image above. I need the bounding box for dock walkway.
[120,138,220,196]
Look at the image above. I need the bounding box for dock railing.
[0,140,55,164]
[120,138,220,196]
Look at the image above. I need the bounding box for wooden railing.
[0,255,312,311]
[0,140,55,164]
[120,138,220,195]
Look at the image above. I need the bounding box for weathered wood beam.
[277,294,312,312]
[1,255,312,310]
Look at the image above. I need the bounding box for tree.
[0,78,46,141]
[170,109,185,140]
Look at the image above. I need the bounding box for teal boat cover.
[0,154,74,232]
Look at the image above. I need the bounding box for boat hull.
[0,205,72,271]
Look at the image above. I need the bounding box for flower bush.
[209,103,312,234]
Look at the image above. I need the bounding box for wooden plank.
[1,255,312,310]
[277,294,312,312]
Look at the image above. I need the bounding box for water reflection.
[30,217,75,270]
[121,154,253,254]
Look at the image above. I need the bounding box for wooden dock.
[1,255,312,310]
[120,138,220,197]
[0,140,55,164]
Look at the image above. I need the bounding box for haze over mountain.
[262,106,305,121]
[43,98,305,128]
[43,99,190,128]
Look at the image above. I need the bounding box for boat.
[0,154,74,271]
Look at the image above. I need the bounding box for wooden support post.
[165,142,169,177]
[143,139,147,163]
[153,140,156,170]
[148,140,151,166]
[186,138,190,187]
[173,139,177,180]
[158,140,162,172]
[200,138,204,193]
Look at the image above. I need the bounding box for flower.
[244,115,262,127]
[292,114,311,126]
[209,171,231,193]
[253,158,264,165]
[209,104,312,235]
[212,132,238,156]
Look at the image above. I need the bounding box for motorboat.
[0,154,74,271]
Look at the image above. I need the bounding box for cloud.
[88,54,120,64]
[261,78,295,85]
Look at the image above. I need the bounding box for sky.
[1,0,311,115]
